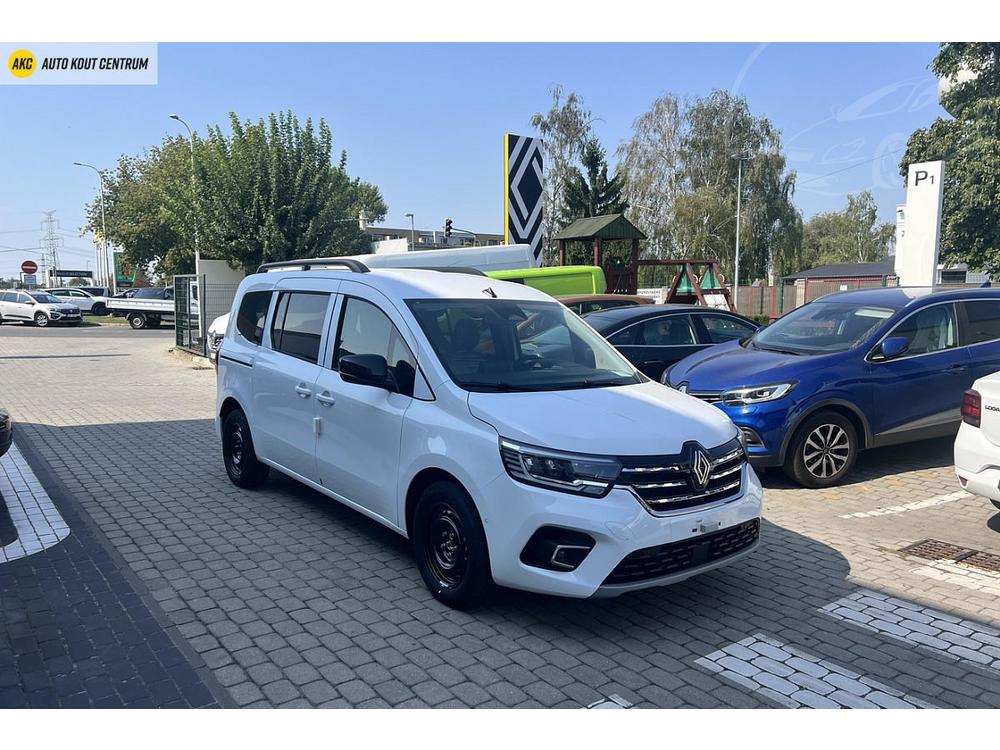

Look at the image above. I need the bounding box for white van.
[216,259,762,607]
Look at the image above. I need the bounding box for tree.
[563,138,627,220]
[900,44,1000,273]
[67,277,88,287]
[801,191,895,269]
[85,111,387,277]
[530,86,597,262]
[617,90,801,283]
[616,95,683,257]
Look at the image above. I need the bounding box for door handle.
[948,364,968,373]
[294,384,312,398]
[316,392,336,407]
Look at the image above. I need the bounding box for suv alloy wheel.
[784,410,858,488]
[34,311,49,327]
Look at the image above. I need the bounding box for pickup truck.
[107,287,177,329]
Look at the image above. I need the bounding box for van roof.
[249,266,557,303]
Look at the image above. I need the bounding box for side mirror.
[340,353,389,389]
[874,336,909,361]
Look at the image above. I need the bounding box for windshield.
[407,299,641,392]
[752,301,895,355]
[28,292,60,304]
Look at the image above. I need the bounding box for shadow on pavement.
[7,417,1000,709]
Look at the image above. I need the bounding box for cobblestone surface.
[1,324,999,708]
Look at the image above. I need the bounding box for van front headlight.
[499,439,621,497]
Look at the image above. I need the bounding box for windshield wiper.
[755,344,803,356]
[462,381,545,392]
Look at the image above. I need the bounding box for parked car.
[954,376,1000,512]
[0,290,82,327]
[558,293,653,316]
[585,304,759,381]
[45,287,109,315]
[80,285,112,298]
[217,260,762,607]
[665,287,1000,488]
[207,312,230,364]
[0,408,11,459]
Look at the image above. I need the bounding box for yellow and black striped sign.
[504,133,544,264]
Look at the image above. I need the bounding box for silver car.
[0,290,82,327]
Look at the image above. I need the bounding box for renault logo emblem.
[691,447,712,490]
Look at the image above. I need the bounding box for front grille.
[603,518,760,585]
[618,437,746,514]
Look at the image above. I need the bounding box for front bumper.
[48,309,82,322]
[954,422,1000,503]
[480,464,764,598]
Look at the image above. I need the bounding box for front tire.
[92,303,107,316]
[34,312,49,328]
[784,411,858,488]
[412,481,493,608]
[222,409,269,488]
[128,313,146,329]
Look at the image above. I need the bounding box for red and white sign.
[21,260,38,275]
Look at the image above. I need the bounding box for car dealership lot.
[2,324,999,708]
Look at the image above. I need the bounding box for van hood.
[669,339,828,391]
[467,380,737,456]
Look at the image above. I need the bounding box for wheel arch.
[219,396,244,423]
[778,398,871,463]
[404,467,474,539]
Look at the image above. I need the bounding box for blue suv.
[664,287,1000,487]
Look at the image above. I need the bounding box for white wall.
[894,160,945,288]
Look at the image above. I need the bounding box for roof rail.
[405,266,487,277]
[256,257,370,274]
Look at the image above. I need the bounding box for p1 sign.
[895,160,945,288]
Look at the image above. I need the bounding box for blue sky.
[0,42,944,277]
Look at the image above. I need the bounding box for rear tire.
[784,410,858,488]
[991,499,1000,512]
[128,313,146,329]
[34,312,49,328]
[222,409,270,489]
[412,480,493,608]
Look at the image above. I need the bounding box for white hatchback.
[955,373,1000,512]
[216,259,763,607]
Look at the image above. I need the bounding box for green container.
[486,265,607,296]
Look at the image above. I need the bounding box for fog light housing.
[520,527,595,572]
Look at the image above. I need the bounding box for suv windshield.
[751,301,894,355]
[407,299,641,392]
[28,292,59,304]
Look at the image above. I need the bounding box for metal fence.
[173,274,242,357]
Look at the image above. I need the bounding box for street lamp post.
[169,113,200,273]
[732,154,748,309]
[404,213,415,250]
[73,161,112,293]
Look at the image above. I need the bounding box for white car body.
[207,312,230,362]
[955,371,1000,510]
[216,264,762,601]
[0,290,82,326]
[45,287,109,314]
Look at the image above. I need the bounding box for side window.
[699,314,757,344]
[270,292,329,364]
[335,297,417,397]
[235,291,272,345]
[639,316,696,346]
[889,304,957,356]
[18,294,32,304]
[962,301,1000,345]
[0,292,12,302]
[608,324,641,346]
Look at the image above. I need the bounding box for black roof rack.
[256,258,370,274]
[404,266,487,277]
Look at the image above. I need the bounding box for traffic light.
[444,218,452,239]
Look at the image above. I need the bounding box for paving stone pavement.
[1,324,999,708]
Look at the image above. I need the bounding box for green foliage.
[901,43,1000,273]
[563,138,627,220]
[85,111,387,277]
[801,191,895,269]
[618,90,801,283]
[67,277,88,287]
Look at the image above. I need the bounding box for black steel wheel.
[222,408,269,489]
[412,481,492,608]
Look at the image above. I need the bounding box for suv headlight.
[721,382,795,406]
[500,439,621,497]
